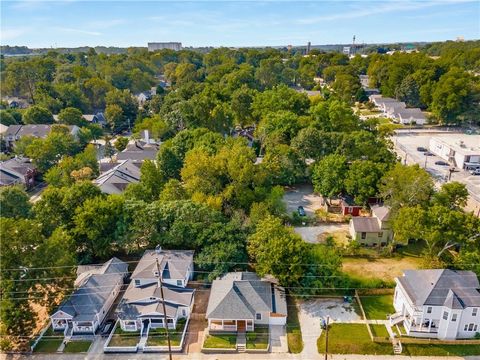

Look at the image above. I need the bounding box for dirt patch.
[294,224,349,243]
[343,257,423,282]
[283,184,323,216]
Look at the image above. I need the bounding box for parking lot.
[393,132,480,210]
[283,184,323,217]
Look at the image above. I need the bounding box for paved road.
[3,352,478,360]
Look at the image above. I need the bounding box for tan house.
[349,205,395,246]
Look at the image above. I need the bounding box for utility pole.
[324,316,330,360]
[424,153,428,169]
[156,259,172,360]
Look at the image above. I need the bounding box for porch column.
[222,320,224,330]
[428,320,432,332]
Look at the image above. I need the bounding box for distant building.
[3,124,80,148]
[429,135,480,169]
[306,42,311,54]
[0,157,36,189]
[343,46,351,55]
[148,42,182,51]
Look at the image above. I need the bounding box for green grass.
[32,326,63,353]
[203,333,237,349]
[63,341,92,353]
[286,296,303,353]
[107,327,140,347]
[246,326,269,350]
[317,324,392,355]
[402,344,480,356]
[360,295,395,320]
[370,324,389,339]
[146,319,186,346]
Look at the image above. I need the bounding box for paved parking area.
[283,184,323,217]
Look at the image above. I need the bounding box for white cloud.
[296,0,476,25]
[54,27,101,36]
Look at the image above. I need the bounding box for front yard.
[107,326,140,347]
[147,319,187,346]
[286,297,303,353]
[32,326,63,353]
[370,324,389,339]
[63,340,92,353]
[402,343,480,356]
[203,333,237,349]
[317,323,392,355]
[360,294,395,320]
[246,326,269,350]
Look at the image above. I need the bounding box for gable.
[51,310,74,319]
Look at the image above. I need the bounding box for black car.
[435,161,449,166]
[417,147,427,152]
[101,319,115,336]
[297,206,306,217]
[424,151,434,156]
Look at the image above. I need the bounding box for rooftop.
[131,249,194,281]
[431,134,480,154]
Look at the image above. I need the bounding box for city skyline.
[1,0,479,48]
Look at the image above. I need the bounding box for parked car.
[470,168,480,175]
[101,319,115,336]
[297,206,306,217]
[417,147,427,152]
[435,161,449,166]
[424,151,434,156]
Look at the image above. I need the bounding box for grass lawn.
[370,324,389,339]
[246,326,269,350]
[402,344,480,356]
[63,341,92,353]
[360,295,395,320]
[107,327,140,347]
[147,319,186,346]
[203,333,237,349]
[317,324,392,355]
[286,296,303,353]
[33,326,63,353]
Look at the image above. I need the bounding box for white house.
[116,248,195,332]
[395,108,426,125]
[50,258,128,335]
[349,205,397,246]
[206,272,287,332]
[429,135,480,169]
[391,269,480,339]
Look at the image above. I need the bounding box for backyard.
[107,326,140,347]
[147,319,187,347]
[286,297,303,354]
[360,294,395,320]
[246,326,269,350]
[202,333,237,349]
[32,326,63,353]
[317,323,392,355]
[63,341,92,353]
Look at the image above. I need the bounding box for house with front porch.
[116,248,195,333]
[206,272,287,332]
[391,269,480,339]
[50,258,128,335]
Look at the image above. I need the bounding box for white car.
[469,168,480,175]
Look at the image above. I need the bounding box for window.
[177,280,183,286]
[451,314,457,322]
[361,232,366,239]
[182,309,186,316]
[378,232,383,238]
[475,325,478,331]
[256,313,262,320]
[473,308,478,316]
[464,324,468,331]
[442,311,449,320]
[468,323,474,331]
[427,307,432,314]
[134,279,141,286]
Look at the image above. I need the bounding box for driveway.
[294,224,349,243]
[185,284,210,353]
[283,184,322,217]
[270,325,288,353]
[298,298,361,359]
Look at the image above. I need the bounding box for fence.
[354,290,374,341]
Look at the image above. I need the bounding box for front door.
[237,320,246,332]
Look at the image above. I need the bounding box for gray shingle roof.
[54,258,128,322]
[116,141,159,161]
[397,269,480,308]
[371,205,390,222]
[206,272,287,320]
[95,159,141,194]
[131,249,194,281]
[0,158,35,185]
[351,217,380,233]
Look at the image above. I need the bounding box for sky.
[1,0,479,48]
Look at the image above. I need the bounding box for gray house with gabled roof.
[50,258,128,336]
[206,272,287,332]
[392,269,480,339]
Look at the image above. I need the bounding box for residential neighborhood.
[1,1,480,359]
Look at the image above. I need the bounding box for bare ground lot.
[294,224,349,243]
[283,184,323,216]
[342,256,423,282]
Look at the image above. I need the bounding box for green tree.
[395,75,422,108]
[159,179,188,202]
[432,181,469,209]
[261,144,305,186]
[105,104,126,132]
[248,215,308,286]
[0,186,31,218]
[344,160,384,205]
[114,137,129,152]
[57,107,86,126]
[22,105,54,124]
[312,154,347,198]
